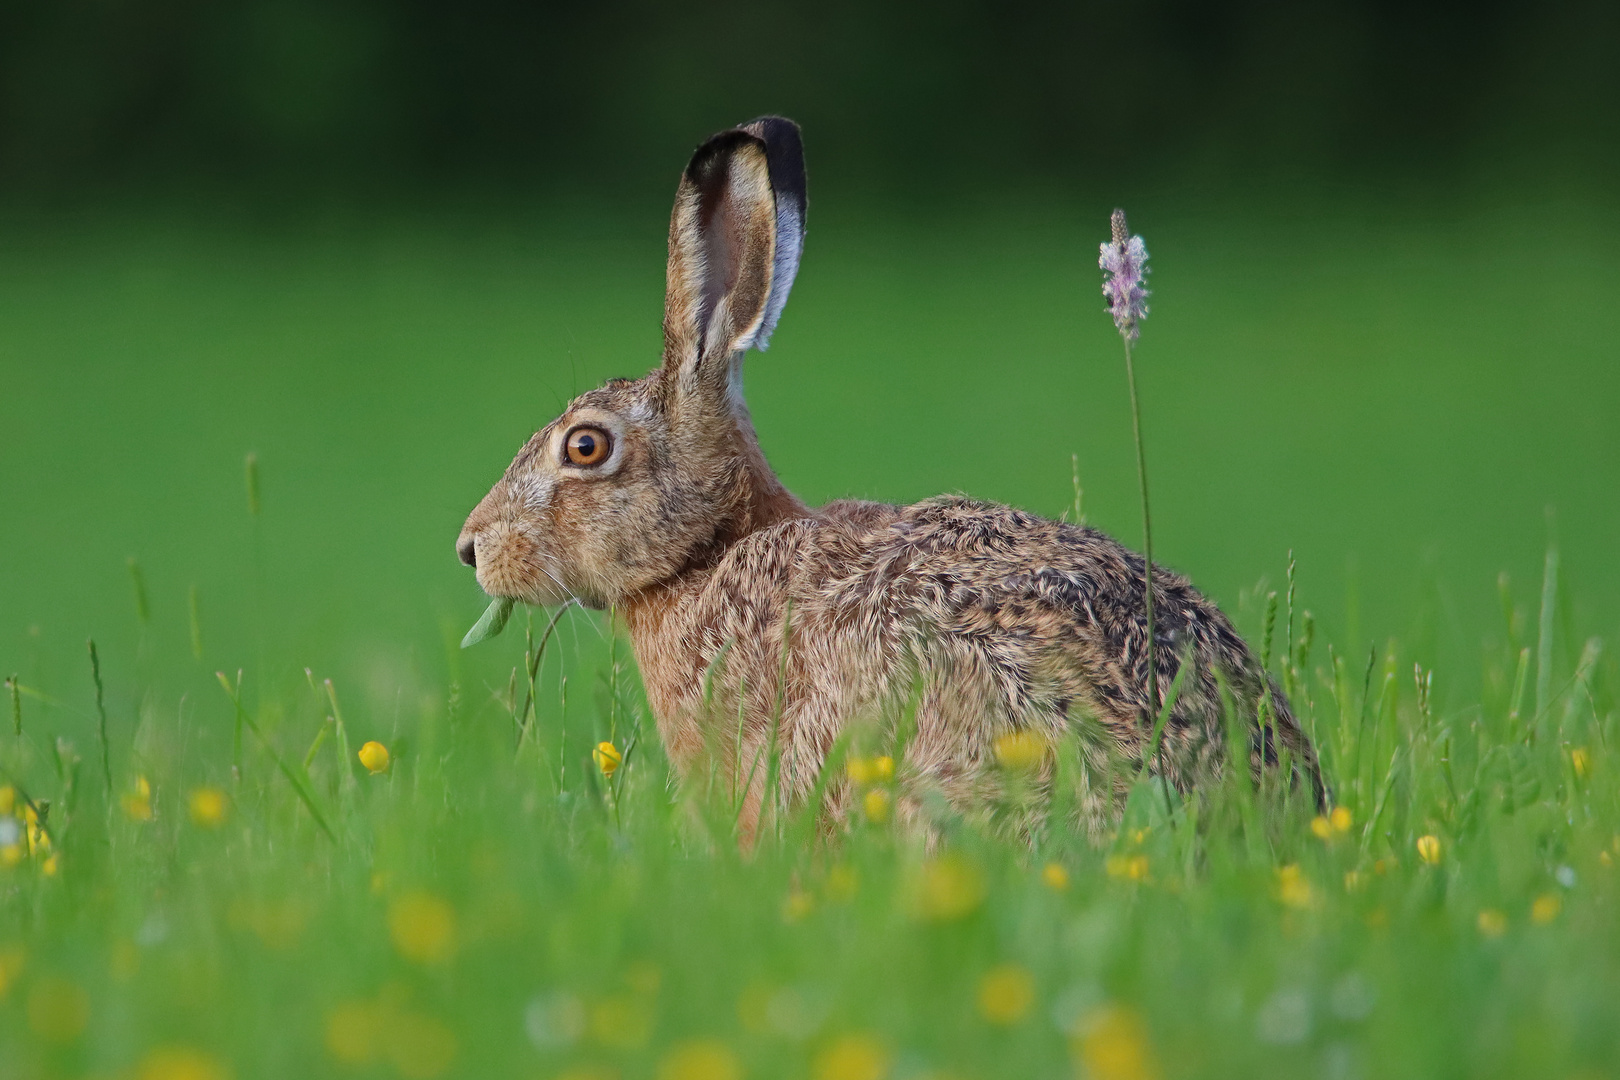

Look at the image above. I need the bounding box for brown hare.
[457,116,1322,839]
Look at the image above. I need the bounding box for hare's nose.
[457,537,477,568]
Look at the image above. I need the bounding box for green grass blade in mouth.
[461,596,516,648]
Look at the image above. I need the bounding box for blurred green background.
[2,0,1618,726]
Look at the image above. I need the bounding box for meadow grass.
[2,199,1619,1078]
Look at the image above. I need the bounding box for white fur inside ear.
[754,191,803,351]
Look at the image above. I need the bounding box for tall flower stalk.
[1099,209,1168,809]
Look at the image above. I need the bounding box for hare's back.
[804,495,1260,718]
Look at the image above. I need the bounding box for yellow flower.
[1571,747,1591,779]
[1476,909,1508,938]
[0,945,25,997]
[1042,862,1070,891]
[388,891,457,964]
[1329,806,1353,832]
[26,976,90,1043]
[782,890,815,923]
[326,998,455,1077]
[912,854,986,921]
[136,1045,232,1080]
[589,994,654,1049]
[1310,816,1333,840]
[814,1034,890,1080]
[1072,1005,1158,1080]
[1276,864,1314,909]
[358,741,391,775]
[41,853,58,876]
[977,964,1035,1025]
[24,804,49,855]
[658,1039,742,1080]
[594,741,622,778]
[863,788,891,824]
[390,1014,457,1079]
[845,756,894,786]
[188,788,229,829]
[993,731,1046,771]
[1416,835,1442,866]
[326,999,387,1066]
[122,776,154,822]
[826,864,859,902]
[1105,854,1150,882]
[1531,893,1562,925]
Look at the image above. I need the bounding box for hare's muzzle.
[456,536,477,567]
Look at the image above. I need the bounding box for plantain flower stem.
[1099,209,1169,815]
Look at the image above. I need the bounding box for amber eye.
[564,426,612,466]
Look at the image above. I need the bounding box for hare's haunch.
[458,117,1322,837]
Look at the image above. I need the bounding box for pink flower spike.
[1100,208,1151,341]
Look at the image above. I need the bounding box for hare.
[457,116,1322,839]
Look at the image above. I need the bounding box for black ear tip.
[684,118,807,208]
[741,116,806,208]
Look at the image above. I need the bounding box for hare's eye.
[564,426,612,467]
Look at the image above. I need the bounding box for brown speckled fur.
[458,117,1322,842]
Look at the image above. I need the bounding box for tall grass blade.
[217,671,334,839]
[188,585,203,660]
[1535,541,1559,722]
[87,639,112,797]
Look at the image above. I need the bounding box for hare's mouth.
[468,524,576,607]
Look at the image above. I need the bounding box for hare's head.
[457,118,808,609]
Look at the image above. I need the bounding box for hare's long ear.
[661,116,806,406]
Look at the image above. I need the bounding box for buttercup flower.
[993,731,1046,772]
[977,964,1035,1025]
[122,776,154,822]
[594,741,622,778]
[189,788,229,828]
[657,1039,742,1080]
[388,891,457,964]
[1416,835,1442,866]
[862,789,891,824]
[814,1034,889,1080]
[1072,1004,1159,1080]
[1042,862,1070,891]
[358,741,391,775]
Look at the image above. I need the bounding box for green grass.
[2,196,1619,1079]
